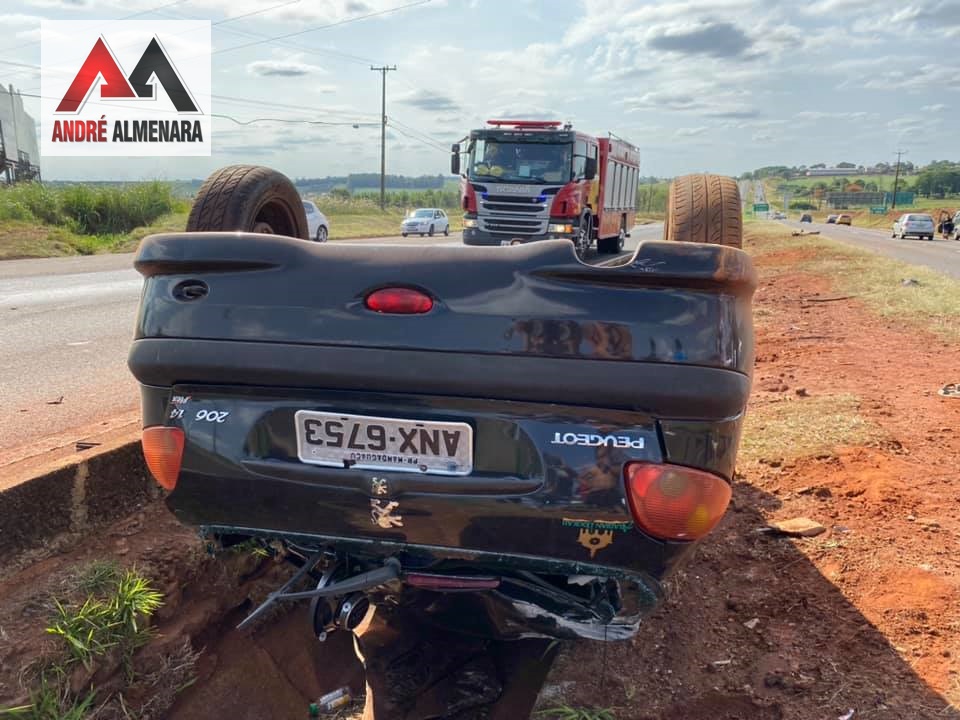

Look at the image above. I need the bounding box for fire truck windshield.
[468,139,572,184]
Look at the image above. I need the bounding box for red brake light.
[142,426,185,491]
[624,462,731,541]
[364,288,434,314]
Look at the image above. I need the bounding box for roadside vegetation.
[0,182,188,259]
[1,178,670,259]
[738,220,960,467]
[746,221,960,339]
[0,562,178,720]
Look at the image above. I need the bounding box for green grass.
[741,394,879,464]
[745,222,960,339]
[46,568,163,668]
[0,181,189,259]
[537,706,616,720]
[0,679,96,720]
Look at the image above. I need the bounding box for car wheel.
[316,225,328,242]
[428,224,435,237]
[444,226,449,236]
[420,233,425,237]
[664,173,742,248]
[186,165,309,239]
[402,232,407,237]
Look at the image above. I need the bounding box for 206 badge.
[370,499,403,529]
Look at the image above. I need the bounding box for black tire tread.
[664,173,742,248]
[186,164,308,239]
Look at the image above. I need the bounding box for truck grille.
[478,192,551,235]
[482,217,546,234]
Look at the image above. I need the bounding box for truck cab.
[453,121,637,257]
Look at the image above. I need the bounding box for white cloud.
[675,126,709,137]
[246,56,327,77]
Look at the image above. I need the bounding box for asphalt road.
[782,220,960,280]
[0,224,664,466]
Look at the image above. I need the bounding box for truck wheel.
[664,174,742,248]
[186,165,309,239]
[597,218,627,254]
[575,214,593,259]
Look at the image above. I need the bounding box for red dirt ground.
[545,238,960,719]
[2,234,959,719]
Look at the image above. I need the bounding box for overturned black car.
[128,166,755,647]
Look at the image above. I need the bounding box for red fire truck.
[451,120,640,257]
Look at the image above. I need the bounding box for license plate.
[294,410,473,476]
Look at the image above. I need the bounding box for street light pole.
[370,65,397,211]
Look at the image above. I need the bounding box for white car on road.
[402,208,449,237]
[303,200,329,242]
[892,213,935,241]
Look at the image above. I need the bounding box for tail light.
[142,426,185,490]
[624,462,731,541]
[365,287,433,314]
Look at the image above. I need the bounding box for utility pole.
[891,149,906,210]
[370,65,397,211]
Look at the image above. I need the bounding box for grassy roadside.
[746,221,960,339]
[740,221,960,466]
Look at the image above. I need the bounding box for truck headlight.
[548,223,573,234]
[463,218,478,228]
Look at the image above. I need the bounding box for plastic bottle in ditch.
[315,686,352,712]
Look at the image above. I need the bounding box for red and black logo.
[56,36,199,114]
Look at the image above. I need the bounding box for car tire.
[428,224,435,237]
[402,232,408,237]
[664,173,742,248]
[444,226,449,236]
[186,165,308,239]
[316,225,328,242]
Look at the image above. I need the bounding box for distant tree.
[330,187,351,200]
[837,162,856,168]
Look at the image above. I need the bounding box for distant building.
[0,84,41,181]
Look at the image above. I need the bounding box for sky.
[1,0,958,181]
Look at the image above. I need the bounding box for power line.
[371,65,397,210]
[152,5,380,67]
[213,114,377,127]
[389,124,448,153]
[213,94,378,120]
[0,0,194,54]
[388,121,449,152]
[212,0,431,56]
[389,117,451,148]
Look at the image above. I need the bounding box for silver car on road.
[892,213,935,241]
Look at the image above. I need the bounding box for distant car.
[402,208,449,237]
[800,213,813,223]
[773,211,786,220]
[303,201,329,242]
[825,214,839,224]
[836,214,852,226]
[892,213,935,240]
